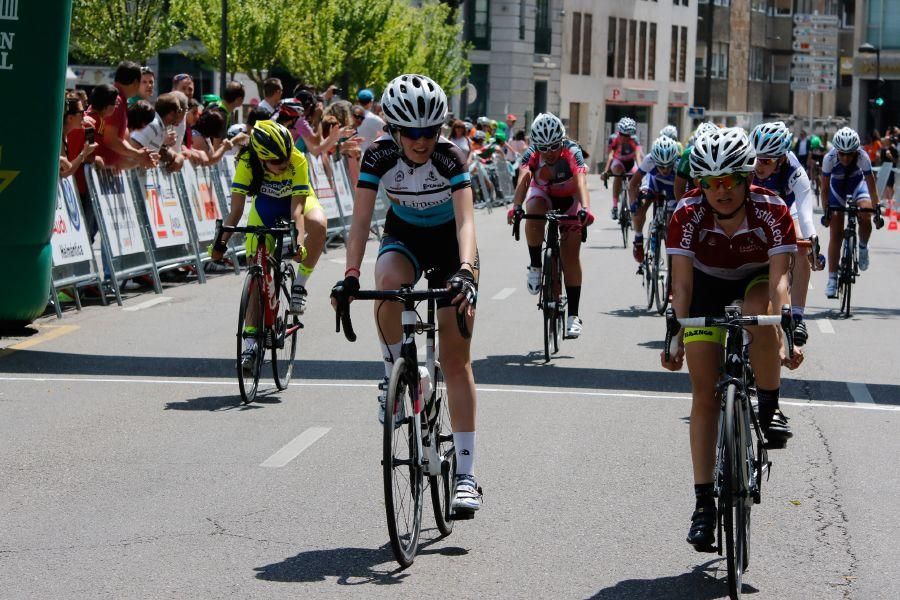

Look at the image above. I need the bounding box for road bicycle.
[215,218,301,403]
[603,171,631,247]
[825,197,883,318]
[638,191,673,314]
[512,210,588,362]
[665,304,795,600]
[333,280,470,567]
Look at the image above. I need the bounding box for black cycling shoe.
[794,320,808,347]
[687,498,717,552]
[759,405,793,444]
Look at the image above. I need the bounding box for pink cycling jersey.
[520,139,587,197]
[608,134,641,163]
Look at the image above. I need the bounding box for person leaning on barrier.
[191,108,247,166]
[129,92,188,173]
[60,92,100,241]
[89,61,158,171]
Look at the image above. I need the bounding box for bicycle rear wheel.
[237,271,265,404]
[428,362,455,536]
[722,383,750,599]
[383,358,424,567]
[272,263,298,390]
[542,249,559,358]
[620,206,631,248]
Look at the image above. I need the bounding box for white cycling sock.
[296,263,313,287]
[380,341,402,378]
[454,431,476,477]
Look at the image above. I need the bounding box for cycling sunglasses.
[397,125,441,140]
[698,173,747,190]
[536,141,562,152]
[756,157,779,166]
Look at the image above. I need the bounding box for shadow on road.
[587,558,756,599]
[164,389,283,411]
[3,350,899,405]
[254,535,467,585]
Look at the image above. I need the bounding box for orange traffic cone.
[884,199,893,217]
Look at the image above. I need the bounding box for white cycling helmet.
[750,121,792,157]
[660,125,679,141]
[650,136,680,167]
[689,127,756,178]
[689,122,719,146]
[617,117,637,136]
[530,113,566,146]
[380,74,448,128]
[832,127,860,153]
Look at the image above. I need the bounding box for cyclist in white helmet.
[820,126,882,297]
[628,135,680,264]
[603,117,643,219]
[661,127,804,552]
[749,121,819,346]
[508,112,594,338]
[332,74,483,516]
[674,122,719,200]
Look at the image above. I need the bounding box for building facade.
[458,0,564,134]
[851,0,900,135]
[560,0,697,168]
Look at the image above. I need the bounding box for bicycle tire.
[552,253,564,351]
[428,362,456,537]
[721,383,748,599]
[620,206,631,248]
[542,248,557,359]
[655,244,670,315]
[237,271,265,404]
[272,262,298,390]
[383,357,423,567]
[840,237,853,318]
[644,244,655,311]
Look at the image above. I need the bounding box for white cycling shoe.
[859,246,870,271]
[526,266,541,295]
[566,316,583,339]
[825,277,838,298]
[450,474,483,516]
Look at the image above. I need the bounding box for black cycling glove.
[448,269,477,308]
[331,275,360,301]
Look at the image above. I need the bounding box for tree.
[173,0,300,89]
[70,0,182,64]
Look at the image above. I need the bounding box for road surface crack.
[205,516,293,547]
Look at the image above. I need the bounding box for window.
[713,0,730,6]
[670,26,678,82]
[628,20,637,79]
[673,0,689,5]
[677,26,687,82]
[582,14,592,75]
[616,18,627,78]
[467,64,489,119]
[607,17,617,77]
[749,47,767,81]
[638,21,647,79]
[751,0,766,13]
[711,42,728,78]
[773,0,792,16]
[570,12,582,74]
[533,80,548,115]
[771,54,790,82]
[535,0,551,54]
[648,23,657,80]
[695,41,708,77]
[840,0,855,28]
[569,102,582,141]
[465,0,491,51]
[519,0,526,40]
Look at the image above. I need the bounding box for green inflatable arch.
[0,0,73,327]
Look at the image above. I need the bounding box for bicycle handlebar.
[512,211,589,242]
[334,285,471,343]
[664,305,794,362]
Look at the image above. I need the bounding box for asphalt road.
[2,178,899,599]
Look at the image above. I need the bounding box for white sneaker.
[858,246,869,271]
[566,315,583,339]
[526,266,542,295]
[825,277,838,298]
[451,475,483,515]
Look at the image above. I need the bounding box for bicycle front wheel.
[383,358,424,568]
[721,383,750,599]
[237,271,265,404]
[654,242,670,314]
[839,240,853,318]
[428,362,456,537]
[620,206,631,248]
[272,263,298,390]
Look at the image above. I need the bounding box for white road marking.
[491,288,516,300]
[1,376,897,412]
[847,382,875,404]
[816,319,835,334]
[808,282,814,290]
[123,296,172,312]
[260,427,330,468]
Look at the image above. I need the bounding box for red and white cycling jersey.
[520,139,588,198]
[666,186,797,280]
[608,134,641,163]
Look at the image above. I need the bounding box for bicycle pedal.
[448,510,475,521]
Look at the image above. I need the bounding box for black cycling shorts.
[688,268,769,319]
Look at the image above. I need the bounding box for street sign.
[688,106,705,119]
[793,13,839,26]
[792,55,838,65]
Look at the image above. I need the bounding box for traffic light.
[874,96,885,107]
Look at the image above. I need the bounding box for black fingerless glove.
[449,269,477,307]
[331,275,360,300]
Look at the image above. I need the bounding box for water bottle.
[418,366,433,417]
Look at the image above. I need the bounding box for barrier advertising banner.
[307,153,340,220]
[181,163,222,241]
[91,167,145,257]
[332,158,355,219]
[140,168,190,248]
[51,176,93,266]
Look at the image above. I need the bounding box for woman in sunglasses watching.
[331,74,482,517]
[819,127,881,298]
[749,121,818,352]
[662,127,804,552]
[508,112,594,339]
